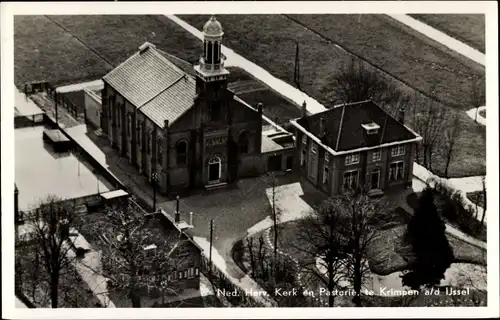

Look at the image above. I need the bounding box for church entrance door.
[208,156,221,183]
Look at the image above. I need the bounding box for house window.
[178,271,183,279]
[176,140,188,165]
[157,138,163,165]
[310,142,317,154]
[323,166,329,184]
[301,135,307,145]
[391,145,405,157]
[210,103,222,121]
[345,153,360,165]
[238,131,249,154]
[324,152,330,163]
[343,170,359,190]
[184,270,188,278]
[195,268,199,276]
[372,149,381,161]
[389,161,405,181]
[167,274,172,282]
[300,148,306,167]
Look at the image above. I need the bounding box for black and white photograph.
[2,1,498,318]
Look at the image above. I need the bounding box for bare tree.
[18,196,80,308]
[294,198,349,307]
[411,95,447,172]
[481,176,486,226]
[80,200,190,308]
[267,172,282,277]
[470,76,485,123]
[337,188,392,307]
[440,112,462,178]
[326,57,404,114]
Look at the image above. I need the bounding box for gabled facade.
[290,100,422,196]
[101,16,263,195]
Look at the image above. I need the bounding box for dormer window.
[362,122,380,135]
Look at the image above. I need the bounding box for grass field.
[410,14,485,53]
[14,15,485,177]
[14,15,113,87]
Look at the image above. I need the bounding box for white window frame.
[195,268,199,276]
[345,153,360,166]
[343,169,359,190]
[323,166,329,184]
[310,142,317,154]
[372,149,381,162]
[391,144,405,157]
[389,161,405,181]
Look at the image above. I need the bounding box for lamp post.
[152,171,158,212]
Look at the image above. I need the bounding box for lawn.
[15,242,102,308]
[14,16,113,88]
[410,14,485,53]
[14,15,201,89]
[180,15,485,178]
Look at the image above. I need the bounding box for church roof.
[295,100,420,152]
[103,42,196,127]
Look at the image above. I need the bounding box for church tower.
[194,16,230,96]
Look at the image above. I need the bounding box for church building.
[100,16,265,195]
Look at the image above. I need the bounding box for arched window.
[176,140,188,165]
[157,138,163,165]
[238,131,249,154]
[214,41,220,63]
[207,41,213,63]
[136,121,142,148]
[203,41,207,60]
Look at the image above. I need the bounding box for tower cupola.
[194,15,230,83]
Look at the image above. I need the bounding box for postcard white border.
[2,1,498,319]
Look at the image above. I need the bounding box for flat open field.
[14,15,485,177]
[410,14,485,53]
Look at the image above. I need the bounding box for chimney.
[319,117,325,138]
[301,101,307,118]
[398,106,406,124]
[189,212,193,226]
[257,103,263,115]
[175,195,180,223]
[139,42,156,53]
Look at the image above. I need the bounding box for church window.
[238,131,249,154]
[127,113,132,138]
[157,138,163,165]
[136,121,142,149]
[176,140,188,165]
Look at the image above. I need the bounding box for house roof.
[103,43,196,127]
[296,100,419,152]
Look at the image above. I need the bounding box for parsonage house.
[100,16,289,195]
[290,101,422,196]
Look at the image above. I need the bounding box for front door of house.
[371,169,380,189]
